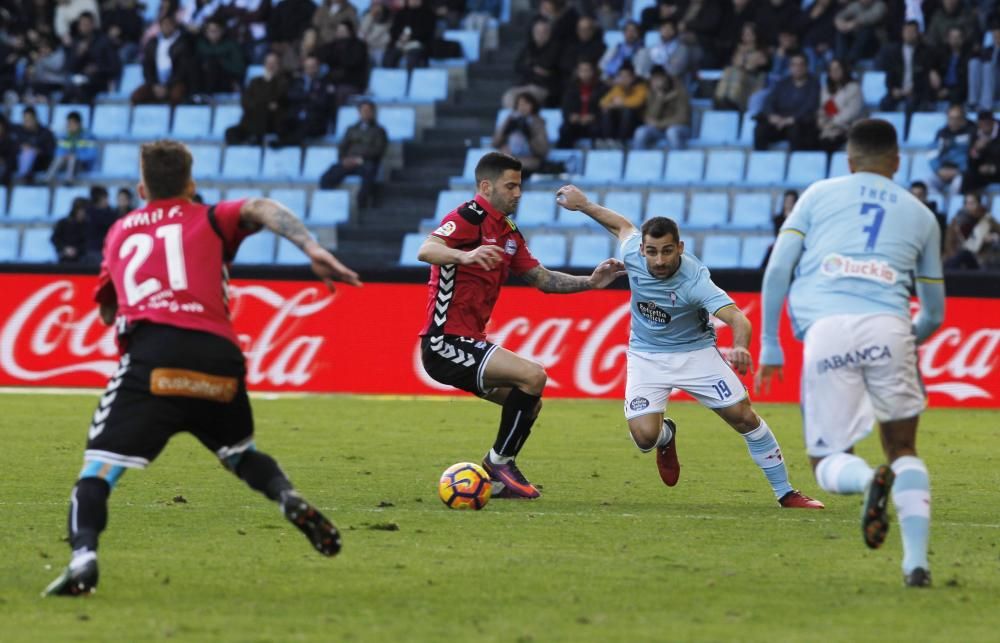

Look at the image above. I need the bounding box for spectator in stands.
[277,54,337,146]
[592,0,622,32]
[877,21,933,113]
[557,59,606,148]
[599,20,642,81]
[925,0,979,49]
[559,16,606,79]
[101,0,145,64]
[25,36,69,98]
[962,110,1000,192]
[502,18,560,108]
[943,191,1000,269]
[323,20,369,106]
[967,17,1000,111]
[51,197,89,263]
[753,52,819,151]
[492,92,549,174]
[833,0,886,64]
[909,180,947,245]
[83,185,115,263]
[431,0,466,30]
[320,100,388,208]
[538,0,579,47]
[195,19,246,95]
[115,186,136,216]
[219,0,274,63]
[225,51,289,145]
[0,30,29,94]
[715,0,757,66]
[929,26,971,105]
[755,0,802,48]
[132,13,196,105]
[359,1,393,66]
[746,27,802,115]
[64,11,120,102]
[13,107,55,182]
[816,58,863,154]
[599,62,647,144]
[634,20,695,83]
[383,0,436,71]
[46,110,97,183]
[761,189,798,266]
[280,26,321,71]
[632,65,690,150]
[313,0,358,47]
[268,0,317,55]
[714,22,769,111]
[928,104,975,195]
[0,116,15,186]
[54,0,100,42]
[639,0,681,36]
[180,0,224,31]
[679,0,725,67]
[802,0,838,72]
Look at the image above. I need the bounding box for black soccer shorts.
[83,323,254,469]
[420,334,500,396]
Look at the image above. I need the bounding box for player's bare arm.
[416,235,503,270]
[240,198,362,290]
[714,304,753,376]
[99,302,117,326]
[521,259,626,293]
[556,184,638,242]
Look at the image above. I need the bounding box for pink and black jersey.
[418,194,539,340]
[94,198,254,348]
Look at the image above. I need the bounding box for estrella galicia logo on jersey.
[629,397,649,411]
[505,238,517,255]
[434,221,456,237]
[637,301,671,326]
[820,253,897,284]
[818,345,892,373]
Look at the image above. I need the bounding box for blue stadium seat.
[221,145,262,179]
[269,188,309,217]
[130,105,171,138]
[603,30,624,48]
[92,104,131,138]
[540,109,563,143]
[700,235,741,268]
[528,234,567,266]
[50,104,91,135]
[645,192,686,221]
[234,230,276,264]
[443,29,480,61]
[603,191,643,225]
[861,71,886,107]
[687,193,729,229]
[692,110,740,146]
[245,64,265,84]
[516,191,557,226]
[786,151,827,186]
[302,147,339,181]
[582,150,624,183]
[631,0,655,20]
[908,152,933,183]
[829,151,849,178]
[100,143,140,178]
[568,234,611,268]
[460,148,490,180]
[0,185,6,215]
[224,187,265,200]
[369,68,409,100]
[408,68,448,101]
[212,105,243,139]
[172,105,213,139]
[10,103,50,126]
[738,112,756,146]
[946,194,964,220]
[20,227,57,262]
[434,190,468,218]
[309,190,350,224]
[663,149,705,184]
[52,186,90,218]
[116,64,144,97]
[871,111,906,140]
[703,150,745,185]
[907,112,946,147]
[276,237,310,264]
[189,145,222,179]
[9,186,50,220]
[731,193,773,229]
[261,146,302,180]
[741,236,775,268]
[745,150,787,186]
[0,226,19,260]
[336,106,415,141]
[399,232,425,266]
[623,150,664,184]
[895,152,912,183]
[197,187,222,204]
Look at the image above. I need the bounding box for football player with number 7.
[556,184,823,510]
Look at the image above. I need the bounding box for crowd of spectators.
[50,184,135,263]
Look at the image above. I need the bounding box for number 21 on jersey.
[119,223,189,305]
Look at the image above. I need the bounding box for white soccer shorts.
[801,313,925,457]
[624,346,747,420]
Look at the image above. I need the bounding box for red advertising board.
[0,273,997,407]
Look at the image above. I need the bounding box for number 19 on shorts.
[712,380,733,400]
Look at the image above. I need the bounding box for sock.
[814,452,874,494]
[70,549,97,571]
[492,388,541,459]
[741,419,794,499]
[68,477,110,553]
[891,455,931,574]
[235,450,294,501]
[488,449,513,465]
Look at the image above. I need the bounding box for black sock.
[68,477,110,552]
[235,450,294,501]
[492,388,541,458]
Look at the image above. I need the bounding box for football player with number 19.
[556,184,823,510]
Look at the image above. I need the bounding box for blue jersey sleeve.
[620,231,640,258]
[779,186,815,237]
[689,266,734,314]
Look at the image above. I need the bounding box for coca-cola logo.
[919,327,999,400]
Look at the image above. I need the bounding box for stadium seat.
[91,104,131,138]
[687,193,729,229]
[745,150,786,186]
[907,112,946,146]
[528,234,567,266]
[10,103,50,126]
[50,104,91,135]
[460,148,490,180]
[540,109,563,143]
[276,238,308,264]
[731,193,773,229]
[829,151,849,178]
[0,185,6,215]
[8,186,50,220]
[645,192,686,221]
[245,64,265,84]
[741,236,775,268]
[188,145,222,179]
[197,187,222,204]
[786,151,827,186]
[623,150,664,184]
[738,112,756,146]
[302,147,339,181]
[269,188,309,217]
[568,234,611,268]
[211,105,243,139]
[408,68,448,101]
[260,146,302,180]
[603,30,624,48]
[309,190,351,224]
[399,232,425,266]
[115,64,144,97]
[221,145,262,179]
[443,29,481,61]
[52,186,90,218]
[692,110,740,146]
[224,187,265,201]
[516,191,557,226]
[703,150,745,185]
[369,68,409,100]
[0,226,17,261]
[603,191,643,225]
[336,106,415,141]
[130,104,171,138]
[700,235,741,268]
[100,143,140,178]
[172,105,213,139]
[871,111,906,140]
[908,152,933,183]
[663,149,705,184]
[861,71,886,107]
[631,0,655,21]
[434,190,468,218]
[895,152,912,183]
[20,227,57,262]
[233,230,276,264]
[582,150,624,183]
[946,195,964,220]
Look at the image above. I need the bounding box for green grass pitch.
[2,393,999,642]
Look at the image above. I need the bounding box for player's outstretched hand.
[754,364,783,395]
[463,244,504,270]
[305,242,363,292]
[588,258,627,289]
[555,185,589,211]
[728,346,753,376]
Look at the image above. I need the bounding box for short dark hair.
[90,185,109,201]
[514,91,540,113]
[118,187,133,198]
[357,98,376,111]
[641,216,680,243]
[474,152,522,183]
[648,64,667,78]
[23,106,36,119]
[847,119,899,157]
[140,140,193,201]
[910,180,927,191]
[67,111,82,124]
[978,109,995,122]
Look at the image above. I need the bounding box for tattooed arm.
[521,259,626,293]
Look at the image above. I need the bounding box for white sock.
[892,455,931,574]
[814,452,874,494]
[488,449,513,465]
[69,549,97,571]
[741,418,793,499]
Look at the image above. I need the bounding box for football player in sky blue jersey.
[557,185,823,509]
[757,119,946,587]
